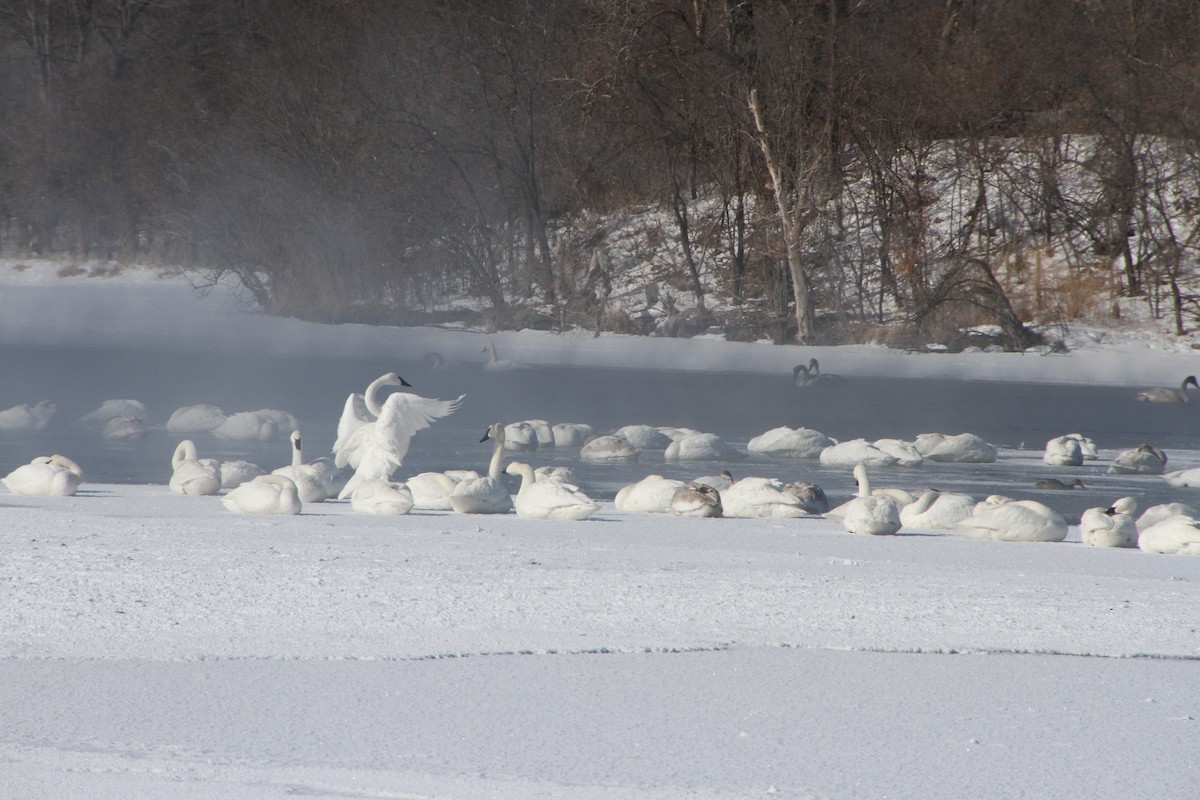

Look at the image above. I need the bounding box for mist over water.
[4,341,1199,521]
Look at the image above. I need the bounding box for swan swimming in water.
[836,463,902,536]
[168,439,222,496]
[333,372,464,499]
[506,461,599,520]
[272,431,329,504]
[101,415,149,441]
[793,358,843,387]
[450,423,514,515]
[166,404,226,435]
[2,454,83,496]
[350,479,414,515]
[1079,497,1138,548]
[482,342,529,371]
[221,474,302,515]
[0,400,58,431]
[1137,375,1198,403]
[80,399,147,424]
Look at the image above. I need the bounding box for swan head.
[1185,375,1199,390]
[291,430,302,448]
[792,364,809,380]
[380,372,411,388]
[481,422,506,443]
[1136,443,1167,464]
[422,352,445,368]
[808,358,820,373]
[1108,497,1138,516]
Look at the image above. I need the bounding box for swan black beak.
[398,375,412,387]
[480,430,492,443]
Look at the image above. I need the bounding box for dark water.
[3,342,1198,521]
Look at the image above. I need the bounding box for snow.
[1,261,1199,799]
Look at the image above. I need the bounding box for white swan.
[168,439,222,495]
[101,415,148,441]
[166,404,226,434]
[2,454,83,496]
[835,463,902,536]
[819,439,899,468]
[1107,444,1168,475]
[953,497,1068,542]
[535,465,577,484]
[746,426,833,459]
[333,372,464,499]
[350,479,414,515]
[615,475,687,513]
[502,422,539,452]
[1080,497,1138,548]
[663,433,744,462]
[899,489,975,530]
[1137,375,1198,403]
[221,474,301,515]
[405,471,471,510]
[1138,515,1200,555]
[506,461,599,520]
[614,425,672,451]
[1161,467,1200,488]
[552,423,594,448]
[670,482,723,517]
[783,481,830,513]
[219,459,266,490]
[450,424,514,514]
[482,341,530,371]
[580,435,639,462]
[272,430,329,504]
[80,399,147,424]
[1137,502,1199,531]
[912,433,997,463]
[0,400,58,431]
[874,438,925,467]
[211,410,280,442]
[1043,435,1084,467]
[724,477,808,518]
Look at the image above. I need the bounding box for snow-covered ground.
[1,262,1198,799]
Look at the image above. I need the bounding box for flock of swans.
[4,359,1200,555]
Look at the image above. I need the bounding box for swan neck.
[855,466,871,498]
[173,440,197,469]
[292,435,304,467]
[363,375,394,417]
[488,431,505,479]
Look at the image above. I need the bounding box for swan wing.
[333,393,371,468]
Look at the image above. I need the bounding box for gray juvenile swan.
[1137,375,1199,403]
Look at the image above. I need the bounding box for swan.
[657,426,703,441]
[166,404,226,434]
[2,454,83,496]
[1107,444,1168,475]
[552,423,594,448]
[781,481,829,513]
[0,400,58,431]
[168,439,222,495]
[422,352,474,370]
[1137,375,1198,403]
[1034,478,1085,490]
[615,475,686,513]
[503,422,540,452]
[219,459,266,490]
[272,431,329,504]
[211,410,280,442]
[450,424,514,514]
[793,359,843,387]
[406,470,473,510]
[333,372,464,499]
[669,482,723,517]
[819,439,899,468]
[101,415,148,441]
[482,341,529,371]
[1137,515,1200,555]
[912,433,997,463]
[506,461,599,520]
[1161,468,1200,488]
[952,497,1068,542]
[80,399,147,423]
[663,433,744,461]
[1137,502,1199,531]
[835,463,902,536]
[522,420,555,447]
[1043,435,1084,467]
[723,477,808,518]
[873,438,925,467]
[1064,433,1099,460]
[221,474,301,515]
[899,489,975,530]
[580,435,639,462]
[614,425,672,451]
[535,465,577,484]
[1079,497,1138,548]
[746,426,833,459]
[692,470,735,491]
[350,479,414,515]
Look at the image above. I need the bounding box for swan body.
[580,435,639,462]
[101,415,148,441]
[334,372,464,499]
[746,426,833,459]
[220,459,266,490]
[793,358,843,387]
[0,400,58,431]
[535,466,577,484]
[1138,515,1200,555]
[166,404,226,434]
[819,439,899,468]
[657,426,702,441]
[221,474,301,515]
[450,423,514,514]
[80,399,146,423]
[1137,375,1198,403]
[482,341,529,371]
[723,477,808,518]
[552,423,594,448]
[1034,478,1085,490]
[1080,497,1138,548]
[663,433,744,462]
[168,439,221,496]
[212,410,280,442]
[873,438,925,467]
[506,461,598,520]
[670,482,723,517]
[406,471,473,510]
[1137,502,1199,531]
[1108,444,1168,475]
[900,490,975,530]
[614,475,686,513]
[782,482,830,513]
[502,422,539,452]
[351,480,414,515]
[913,433,997,463]
[2,455,83,496]
[1064,433,1099,460]
[834,464,902,535]
[614,425,672,451]
[524,420,555,447]
[953,498,1068,542]
[272,430,329,504]
[1043,435,1084,467]
[692,471,735,492]
[1161,468,1200,488]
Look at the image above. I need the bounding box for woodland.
[3,0,1200,348]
